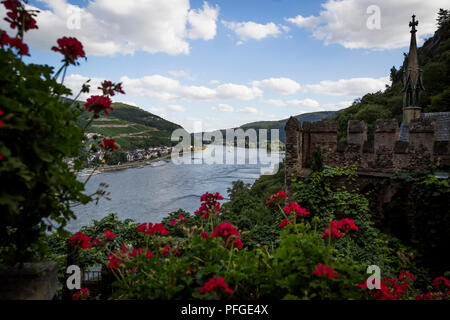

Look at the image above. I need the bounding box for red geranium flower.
[278,218,292,228]
[128,248,155,259]
[52,37,86,65]
[98,80,125,97]
[199,277,234,295]
[2,0,38,32]
[312,264,339,279]
[322,220,343,239]
[282,202,310,217]
[195,192,223,219]
[201,230,209,241]
[68,232,93,249]
[99,138,119,151]
[104,230,116,241]
[211,222,242,249]
[432,276,450,288]
[137,222,170,236]
[337,218,359,232]
[233,238,243,250]
[265,190,287,206]
[72,288,90,300]
[169,215,188,226]
[84,95,113,115]
[0,31,29,55]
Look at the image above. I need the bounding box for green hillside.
[239,111,337,142]
[78,102,183,150]
[334,9,450,141]
[198,111,336,145]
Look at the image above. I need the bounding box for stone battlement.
[284,117,450,180]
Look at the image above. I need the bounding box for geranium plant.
[0,0,125,265]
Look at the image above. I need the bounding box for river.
[68,146,283,232]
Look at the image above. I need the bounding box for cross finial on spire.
[409,14,418,33]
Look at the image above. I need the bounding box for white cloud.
[168,70,195,81]
[167,104,186,112]
[286,15,320,29]
[212,104,234,112]
[287,98,321,109]
[222,20,283,44]
[262,99,288,107]
[0,0,219,56]
[66,74,263,102]
[286,0,447,49]
[215,84,263,101]
[187,1,219,40]
[306,76,390,97]
[209,80,220,85]
[252,78,301,95]
[238,107,259,114]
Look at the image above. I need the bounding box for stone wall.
[284,117,450,175]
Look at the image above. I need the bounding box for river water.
[68,146,283,232]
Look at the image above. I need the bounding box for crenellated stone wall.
[284,117,450,177]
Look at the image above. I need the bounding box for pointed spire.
[407,14,419,74]
[403,14,424,109]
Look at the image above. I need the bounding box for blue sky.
[1,0,446,131]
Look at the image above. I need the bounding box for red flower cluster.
[337,218,359,232]
[432,276,450,288]
[415,276,450,300]
[265,190,287,206]
[104,230,116,241]
[169,215,189,226]
[211,222,243,249]
[0,109,4,127]
[278,218,292,228]
[199,277,234,295]
[68,232,93,249]
[195,192,223,219]
[84,95,114,115]
[98,80,126,97]
[322,220,343,239]
[322,218,359,239]
[72,288,90,300]
[0,30,29,55]
[136,222,170,236]
[107,245,130,269]
[129,248,155,259]
[99,138,119,151]
[358,270,416,300]
[282,202,310,217]
[201,230,209,241]
[312,264,339,279]
[2,0,38,32]
[51,37,86,65]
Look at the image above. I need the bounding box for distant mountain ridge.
[239,111,337,142]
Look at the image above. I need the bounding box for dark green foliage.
[0,48,91,265]
[387,172,450,275]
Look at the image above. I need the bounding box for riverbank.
[98,154,172,172]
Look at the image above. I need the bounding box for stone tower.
[402,15,424,124]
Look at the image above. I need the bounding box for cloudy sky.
[1,0,446,131]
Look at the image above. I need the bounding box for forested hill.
[78,102,184,150]
[334,8,450,140]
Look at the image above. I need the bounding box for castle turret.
[402,15,424,124]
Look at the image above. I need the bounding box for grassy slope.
[78,102,184,150]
